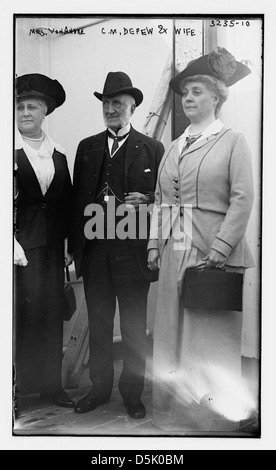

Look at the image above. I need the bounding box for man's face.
[103,94,136,132]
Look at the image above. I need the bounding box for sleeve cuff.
[147,239,159,251]
[146,191,155,204]
[211,237,232,258]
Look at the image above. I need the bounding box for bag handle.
[190,264,226,272]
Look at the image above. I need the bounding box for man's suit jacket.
[15,148,72,250]
[70,126,164,279]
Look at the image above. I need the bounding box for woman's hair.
[180,75,229,116]
[16,94,49,116]
[37,99,48,116]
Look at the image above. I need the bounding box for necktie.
[185,134,201,148]
[180,134,202,156]
[108,131,130,156]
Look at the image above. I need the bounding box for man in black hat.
[71,72,164,418]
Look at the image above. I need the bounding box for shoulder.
[220,127,247,143]
[77,131,106,149]
[220,128,251,153]
[162,138,178,156]
[213,128,252,169]
[132,128,163,149]
[15,148,24,158]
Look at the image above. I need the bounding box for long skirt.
[14,245,65,396]
[152,237,253,434]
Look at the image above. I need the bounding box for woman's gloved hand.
[14,237,28,266]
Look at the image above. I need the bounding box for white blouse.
[15,128,66,196]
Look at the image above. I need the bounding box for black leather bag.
[63,267,77,321]
[181,266,244,311]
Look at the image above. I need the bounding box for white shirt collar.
[15,126,66,155]
[178,119,224,152]
[107,123,131,137]
[107,123,131,157]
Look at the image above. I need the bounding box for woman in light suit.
[147,48,255,432]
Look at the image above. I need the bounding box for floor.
[13,340,260,437]
[13,341,164,437]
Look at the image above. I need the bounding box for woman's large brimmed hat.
[169,47,251,95]
[15,73,66,115]
[94,71,143,107]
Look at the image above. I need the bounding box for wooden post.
[203,20,217,53]
[172,19,204,140]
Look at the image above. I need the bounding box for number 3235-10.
[210,20,251,28]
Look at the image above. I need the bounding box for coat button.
[173,177,178,183]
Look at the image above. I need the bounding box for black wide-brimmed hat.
[169,47,251,95]
[15,73,66,115]
[94,71,143,107]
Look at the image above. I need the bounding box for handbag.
[181,266,244,311]
[63,266,77,321]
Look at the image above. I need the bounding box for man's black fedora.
[170,47,251,95]
[94,71,143,107]
[15,73,66,115]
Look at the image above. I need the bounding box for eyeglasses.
[102,99,124,110]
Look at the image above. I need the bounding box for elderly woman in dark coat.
[148,48,256,432]
[14,74,74,409]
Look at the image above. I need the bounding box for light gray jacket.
[148,127,254,268]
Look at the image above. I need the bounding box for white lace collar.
[15,126,66,155]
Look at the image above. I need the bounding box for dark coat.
[14,147,73,394]
[70,126,164,279]
[14,148,72,249]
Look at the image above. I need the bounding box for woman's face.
[16,98,46,136]
[180,80,218,123]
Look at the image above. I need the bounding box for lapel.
[46,150,67,198]
[180,134,218,160]
[91,130,107,173]
[16,149,43,198]
[86,131,107,191]
[179,127,229,161]
[124,126,144,174]
[16,148,68,199]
